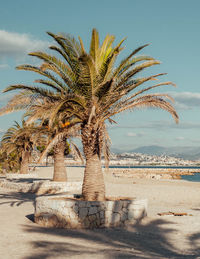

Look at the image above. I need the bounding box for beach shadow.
[0,191,36,206]
[10,178,48,184]
[188,232,200,256]
[21,218,198,259]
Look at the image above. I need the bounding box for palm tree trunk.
[81,124,105,201]
[20,150,30,174]
[53,138,67,182]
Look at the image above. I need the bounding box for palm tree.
[0,148,20,173]
[1,29,178,200]
[26,103,82,182]
[1,121,43,174]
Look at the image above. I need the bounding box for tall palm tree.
[1,121,43,174]
[1,29,178,200]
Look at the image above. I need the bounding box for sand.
[0,166,200,259]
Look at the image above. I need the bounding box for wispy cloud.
[0,30,49,59]
[0,64,9,69]
[109,121,200,130]
[170,91,200,109]
[175,136,185,141]
[126,132,146,137]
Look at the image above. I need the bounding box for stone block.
[122,207,127,213]
[66,200,76,208]
[88,214,96,222]
[73,205,79,213]
[88,206,98,215]
[133,209,146,219]
[106,201,114,211]
[110,212,120,225]
[105,210,113,220]
[96,212,100,220]
[100,211,105,219]
[100,218,105,225]
[82,218,90,228]
[96,217,101,227]
[79,207,88,219]
[122,201,129,208]
[127,210,135,220]
[120,211,128,222]
[112,201,122,213]
[78,201,87,207]
[90,201,101,206]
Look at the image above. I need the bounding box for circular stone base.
[6,173,38,179]
[34,195,147,229]
[32,180,82,195]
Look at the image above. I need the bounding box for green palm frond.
[16,65,67,90]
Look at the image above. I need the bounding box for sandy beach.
[0,166,200,258]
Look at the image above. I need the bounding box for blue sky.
[0,0,200,151]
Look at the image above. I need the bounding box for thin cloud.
[175,136,185,141]
[126,132,145,137]
[0,30,49,59]
[0,64,9,69]
[170,91,200,109]
[110,121,200,130]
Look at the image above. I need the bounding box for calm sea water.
[181,173,200,182]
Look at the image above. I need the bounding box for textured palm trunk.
[81,124,105,201]
[53,138,67,182]
[20,150,30,174]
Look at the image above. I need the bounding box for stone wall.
[0,179,32,192]
[6,173,38,179]
[0,179,82,194]
[32,180,82,194]
[34,195,147,229]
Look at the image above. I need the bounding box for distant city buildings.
[103,152,199,166]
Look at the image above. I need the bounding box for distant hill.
[130,145,167,156]
[127,145,200,161]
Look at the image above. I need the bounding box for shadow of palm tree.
[188,232,200,256]
[0,191,36,206]
[22,218,198,259]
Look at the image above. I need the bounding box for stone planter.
[31,180,82,195]
[6,173,38,179]
[34,195,147,229]
[0,179,82,194]
[0,179,32,192]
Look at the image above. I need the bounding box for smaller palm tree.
[25,100,83,182]
[36,120,82,182]
[1,121,43,174]
[0,148,20,173]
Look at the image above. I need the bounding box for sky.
[0,0,200,152]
